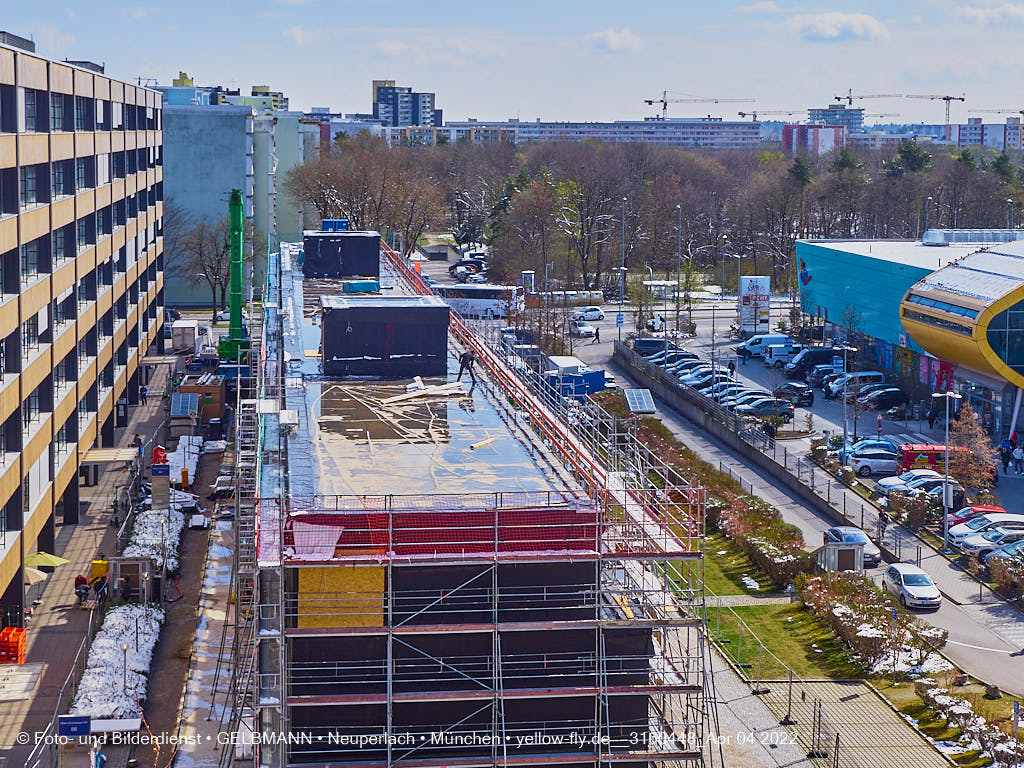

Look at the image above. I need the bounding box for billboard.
[739,276,771,334]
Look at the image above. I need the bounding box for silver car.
[882,563,941,609]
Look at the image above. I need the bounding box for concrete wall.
[162,104,255,307]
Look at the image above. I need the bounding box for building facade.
[159,104,255,306]
[808,103,864,130]
[0,39,164,624]
[782,124,846,157]
[372,80,440,127]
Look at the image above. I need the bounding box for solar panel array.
[170,392,200,419]
[624,388,656,414]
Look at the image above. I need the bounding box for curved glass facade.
[986,298,1024,376]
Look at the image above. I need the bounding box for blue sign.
[832,355,844,373]
[891,607,898,624]
[616,313,624,328]
[151,464,170,476]
[58,715,91,736]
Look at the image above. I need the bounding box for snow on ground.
[740,574,760,591]
[122,490,197,571]
[169,435,204,486]
[70,605,165,719]
[869,647,953,676]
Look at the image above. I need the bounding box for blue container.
[321,218,350,232]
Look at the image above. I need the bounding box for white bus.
[432,284,525,318]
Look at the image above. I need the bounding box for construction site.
[209,232,714,768]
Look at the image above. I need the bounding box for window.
[0,167,16,214]
[24,89,37,131]
[19,165,38,208]
[902,308,973,336]
[51,160,72,198]
[22,385,40,429]
[112,151,125,179]
[20,242,38,283]
[76,219,88,251]
[53,228,65,262]
[96,153,110,186]
[74,96,92,132]
[21,315,39,352]
[49,93,65,131]
[76,158,87,190]
[111,101,123,131]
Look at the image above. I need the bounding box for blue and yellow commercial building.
[797,231,1024,436]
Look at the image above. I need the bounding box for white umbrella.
[24,567,47,585]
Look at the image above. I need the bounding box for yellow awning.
[81,448,139,465]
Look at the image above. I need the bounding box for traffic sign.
[832,355,844,373]
[59,715,91,736]
[616,312,624,327]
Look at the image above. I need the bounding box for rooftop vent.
[922,228,1024,247]
[64,59,105,74]
[0,31,35,53]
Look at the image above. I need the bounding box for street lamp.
[675,205,682,333]
[618,197,627,342]
[1007,198,1015,230]
[933,391,963,552]
[544,261,554,293]
[122,643,129,693]
[840,345,859,455]
[924,196,933,232]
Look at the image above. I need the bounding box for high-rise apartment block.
[0,35,164,624]
[808,103,864,131]
[372,80,441,127]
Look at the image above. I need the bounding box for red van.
[898,444,969,472]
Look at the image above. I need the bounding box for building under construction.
[223,242,712,767]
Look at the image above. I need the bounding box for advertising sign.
[738,276,771,334]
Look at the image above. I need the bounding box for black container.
[302,231,381,279]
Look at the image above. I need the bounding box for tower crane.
[644,91,754,119]
[834,89,903,105]
[737,110,800,121]
[974,108,1024,117]
[863,113,901,119]
[905,93,966,131]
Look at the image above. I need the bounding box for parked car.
[772,381,814,406]
[466,272,488,283]
[765,343,805,367]
[881,563,941,608]
[785,345,842,378]
[724,392,773,411]
[572,306,605,321]
[215,308,249,322]
[736,398,795,422]
[948,513,1024,546]
[806,364,837,386]
[679,365,728,384]
[825,371,886,399]
[912,481,966,509]
[945,504,1006,528]
[959,527,1024,558]
[633,338,681,356]
[570,320,597,338]
[448,258,485,275]
[668,359,708,375]
[983,538,1024,566]
[684,372,734,390]
[819,372,844,393]
[897,475,958,497]
[835,438,898,464]
[650,350,699,366]
[823,526,881,567]
[847,449,901,477]
[164,307,182,322]
[857,387,906,410]
[735,333,792,359]
[876,468,941,496]
[703,381,746,398]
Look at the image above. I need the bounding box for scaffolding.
[228,243,714,767]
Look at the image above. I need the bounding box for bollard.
[781,670,796,724]
[861,505,865,530]
[827,481,831,504]
[843,493,847,518]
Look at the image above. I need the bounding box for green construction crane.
[218,189,251,363]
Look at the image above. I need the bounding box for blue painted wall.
[796,241,931,352]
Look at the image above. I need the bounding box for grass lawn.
[710,602,864,680]
[690,531,775,596]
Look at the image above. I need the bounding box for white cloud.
[123,7,155,19]
[788,11,890,42]
[36,24,75,56]
[376,39,410,56]
[585,27,643,54]
[957,3,1024,24]
[282,25,341,46]
[734,1,781,13]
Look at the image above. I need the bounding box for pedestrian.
[140,385,148,404]
[927,406,937,429]
[1012,430,1019,450]
[592,326,600,344]
[74,573,89,606]
[728,359,736,376]
[456,349,477,384]
[1013,445,1024,474]
[92,575,109,611]
[1001,446,1012,474]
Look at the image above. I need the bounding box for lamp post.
[1008,198,1015,230]
[933,391,963,552]
[544,261,554,293]
[924,196,933,232]
[717,234,730,296]
[122,643,129,693]
[840,345,859,456]
[675,205,682,333]
[618,197,627,341]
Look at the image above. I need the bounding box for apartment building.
[0,37,164,625]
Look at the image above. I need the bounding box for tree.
[178,217,230,322]
[948,401,999,490]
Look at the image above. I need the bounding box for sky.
[5,0,1024,124]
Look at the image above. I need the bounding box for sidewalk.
[0,361,173,766]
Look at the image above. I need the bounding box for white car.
[573,306,605,321]
[948,513,1024,546]
[570,320,597,338]
[466,272,488,284]
[847,449,900,477]
[959,526,1024,558]
[881,564,941,609]
[215,308,249,322]
[874,469,941,496]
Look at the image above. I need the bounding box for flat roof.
[273,244,559,500]
[801,239,978,271]
[320,294,447,310]
[918,240,1024,303]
